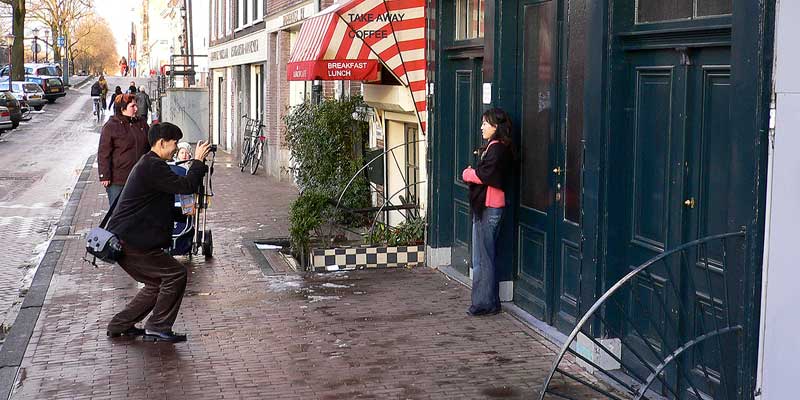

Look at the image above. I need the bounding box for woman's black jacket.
[468,141,513,216]
[107,151,208,250]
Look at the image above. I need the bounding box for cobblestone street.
[0,151,605,399]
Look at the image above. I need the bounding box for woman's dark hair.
[482,107,513,145]
[148,122,183,146]
[114,86,122,95]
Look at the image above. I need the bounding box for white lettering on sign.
[327,62,370,69]
[329,69,353,78]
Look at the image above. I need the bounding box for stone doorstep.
[311,244,425,272]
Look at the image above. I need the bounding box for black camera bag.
[85,194,122,266]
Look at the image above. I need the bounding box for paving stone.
[4,151,611,399]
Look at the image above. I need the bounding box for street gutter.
[0,155,95,400]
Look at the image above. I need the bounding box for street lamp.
[5,34,14,91]
[32,27,39,63]
[43,30,49,63]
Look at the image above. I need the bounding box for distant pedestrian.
[98,74,109,108]
[119,57,128,76]
[135,86,151,121]
[127,81,137,94]
[97,94,150,206]
[105,123,211,342]
[90,80,103,115]
[108,86,122,111]
[461,108,514,317]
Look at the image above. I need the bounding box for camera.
[210,144,217,152]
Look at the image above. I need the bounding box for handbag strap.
[100,192,121,229]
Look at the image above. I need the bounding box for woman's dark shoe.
[142,329,188,343]
[467,307,502,316]
[107,326,146,338]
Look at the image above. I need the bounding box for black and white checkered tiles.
[311,245,425,272]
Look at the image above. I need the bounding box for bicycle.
[238,116,266,175]
[92,96,104,124]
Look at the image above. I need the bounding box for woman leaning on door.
[461,108,514,316]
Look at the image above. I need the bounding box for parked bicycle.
[238,115,266,175]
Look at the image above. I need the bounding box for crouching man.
[105,122,211,343]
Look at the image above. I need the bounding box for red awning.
[287,0,427,131]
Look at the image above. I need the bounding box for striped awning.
[288,0,427,132]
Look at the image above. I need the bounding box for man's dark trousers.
[107,244,187,334]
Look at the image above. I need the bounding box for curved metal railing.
[539,230,747,400]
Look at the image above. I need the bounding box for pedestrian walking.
[108,86,122,111]
[98,74,109,109]
[105,123,211,343]
[127,81,137,94]
[461,108,514,316]
[135,86,151,121]
[119,57,128,76]
[97,94,150,206]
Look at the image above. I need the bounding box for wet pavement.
[4,149,607,399]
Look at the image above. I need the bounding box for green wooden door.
[610,45,738,399]
[513,0,584,333]
[442,57,483,276]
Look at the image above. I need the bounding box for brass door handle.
[553,166,564,175]
[684,198,696,208]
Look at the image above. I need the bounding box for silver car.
[9,81,46,111]
[0,106,14,133]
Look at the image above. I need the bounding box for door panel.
[515,0,557,323]
[449,60,482,276]
[514,0,585,333]
[614,46,738,399]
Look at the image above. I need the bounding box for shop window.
[455,0,484,40]
[636,0,731,23]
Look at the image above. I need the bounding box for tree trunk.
[11,0,25,81]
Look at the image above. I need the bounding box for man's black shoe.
[142,329,187,343]
[107,327,146,338]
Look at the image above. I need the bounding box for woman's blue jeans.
[470,207,503,314]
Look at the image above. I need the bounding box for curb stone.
[0,155,95,400]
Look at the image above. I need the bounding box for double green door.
[609,45,739,399]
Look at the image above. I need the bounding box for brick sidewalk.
[6,152,604,399]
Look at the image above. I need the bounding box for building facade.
[428,0,774,398]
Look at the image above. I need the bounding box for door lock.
[552,166,564,175]
[684,198,696,209]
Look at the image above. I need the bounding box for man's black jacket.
[107,151,208,250]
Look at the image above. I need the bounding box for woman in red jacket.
[461,108,514,316]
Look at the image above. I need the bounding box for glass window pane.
[696,0,731,16]
[520,1,555,211]
[637,0,692,23]
[565,0,586,224]
[455,0,484,40]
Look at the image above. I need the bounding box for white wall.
[758,0,800,398]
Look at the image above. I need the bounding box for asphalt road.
[0,76,151,342]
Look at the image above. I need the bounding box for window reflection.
[636,0,731,23]
[455,0,484,40]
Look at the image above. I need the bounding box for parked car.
[0,106,13,133]
[0,91,22,128]
[7,81,46,111]
[0,63,63,78]
[24,76,65,103]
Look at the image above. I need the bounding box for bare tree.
[0,0,25,80]
[27,0,93,63]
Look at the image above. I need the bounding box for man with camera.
[105,122,212,343]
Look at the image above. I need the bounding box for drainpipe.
[311,0,323,103]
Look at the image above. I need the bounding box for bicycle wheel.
[240,138,251,172]
[249,139,263,175]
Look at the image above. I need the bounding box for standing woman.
[461,108,514,316]
[97,94,150,206]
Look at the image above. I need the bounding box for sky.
[93,2,137,60]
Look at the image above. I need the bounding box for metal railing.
[539,231,747,400]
